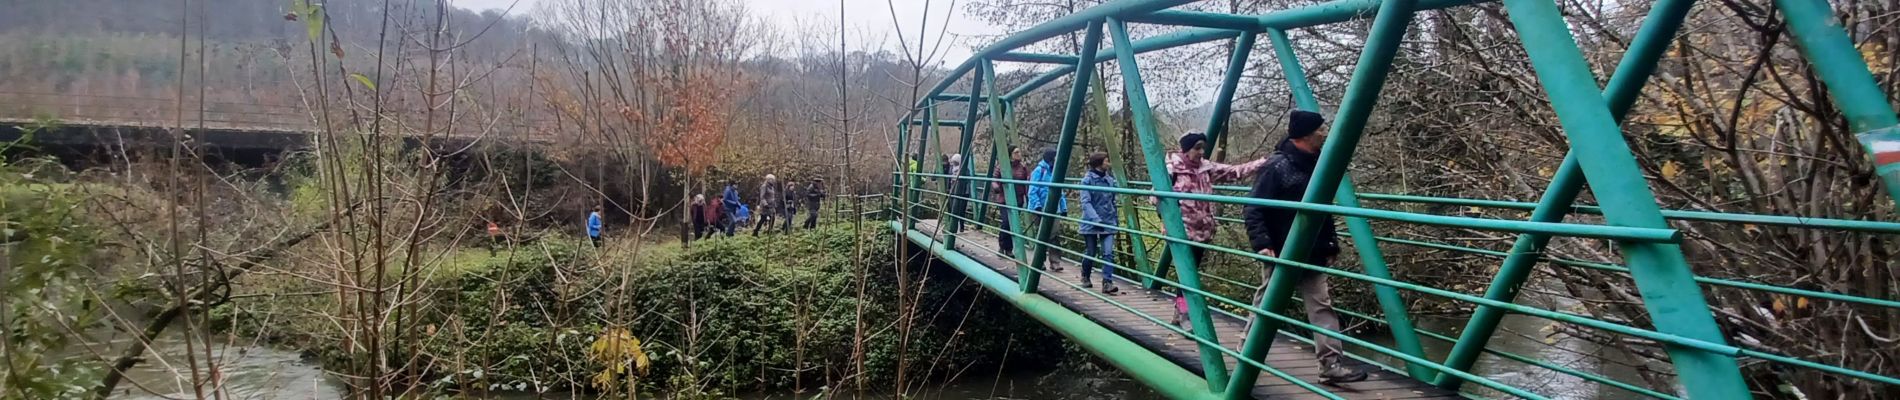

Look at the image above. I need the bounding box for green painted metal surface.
[1108,17,1232,391]
[881,0,1900,398]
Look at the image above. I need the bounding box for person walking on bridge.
[1077,152,1120,294]
[1027,148,1068,271]
[803,178,827,229]
[1158,131,1269,267]
[753,174,782,236]
[721,180,742,237]
[991,147,1029,252]
[1242,110,1364,383]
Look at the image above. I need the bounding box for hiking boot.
[1318,362,1367,383]
[1102,284,1119,295]
[1080,280,1093,288]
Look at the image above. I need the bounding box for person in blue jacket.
[721,180,742,237]
[1026,148,1068,271]
[587,205,604,248]
[1077,152,1119,294]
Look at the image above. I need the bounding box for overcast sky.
[446,0,1004,68]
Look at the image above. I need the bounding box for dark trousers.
[803,202,820,228]
[995,209,1015,252]
[721,215,736,237]
[1081,233,1116,283]
[752,210,777,236]
[590,236,602,248]
[782,207,796,233]
[693,219,709,239]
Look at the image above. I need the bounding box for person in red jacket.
[698,193,724,240]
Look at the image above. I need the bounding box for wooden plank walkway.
[911,220,1459,400]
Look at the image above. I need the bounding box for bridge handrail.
[906,171,1680,242]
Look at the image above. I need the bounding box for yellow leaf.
[1537,166,1554,178]
[1796,297,1810,311]
[1772,296,1787,314]
[1660,160,1683,181]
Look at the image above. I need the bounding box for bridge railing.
[894,169,1900,399]
[883,0,1900,399]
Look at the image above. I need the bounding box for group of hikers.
[937,110,1365,383]
[688,175,829,239]
[573,176,829,248]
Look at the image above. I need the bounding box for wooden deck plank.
[909,220,1460,400]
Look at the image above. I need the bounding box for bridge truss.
[888,0,1900,399]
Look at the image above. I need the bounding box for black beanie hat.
[1041,149,1057,163]
[1288,110,1325,139]
[1178,132,1207,151]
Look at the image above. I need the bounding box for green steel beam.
[996,0,1495,103]
[983,63,1030,261]
[944,63,987,248]
[1107,17,1232,392]
[1025,21,1105,294]
[1225,1,1419,397]
[1772,0,1900,205]
[1087,72,1154,283]
[1437,0,1696,388]
[1201,31,1256,158]
[1270,26,1431,380]
[992,52,1080,64]
[1498,0,1750,397]
[932,93,994,103]
[895,223,1223,400]
[1125,10,1264,30]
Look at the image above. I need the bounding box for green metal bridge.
[884,0,1900,398]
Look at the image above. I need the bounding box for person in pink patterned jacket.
[1156,131,1269,266]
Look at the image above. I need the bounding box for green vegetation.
[213,224,1070,397]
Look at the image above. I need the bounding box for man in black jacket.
[1242,110,1365,383]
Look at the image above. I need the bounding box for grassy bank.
[215,223,1071,397]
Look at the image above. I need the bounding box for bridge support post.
[1224,1,1418,398]
[1267,26,1433,381]
[1024,21,1105,294]
[1084,74,1153,285]
[1494,0,1751,397]
[1107,17,1233,393]
[1771,0,1900,206]
[943,62,987,249]
[1437,0,1692,389]
[981,62,1030,261]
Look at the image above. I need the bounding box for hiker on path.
[1077,152,1120,294]
[698,193,724,240]
[753,174,782,236]
[691,194,709,239]
[587,205,604,248]
[803,178,827,229]
[1241,110,1364,383]
[721,180,742,237]
[782,178,800,233]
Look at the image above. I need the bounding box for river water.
[109,278,1648,400]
